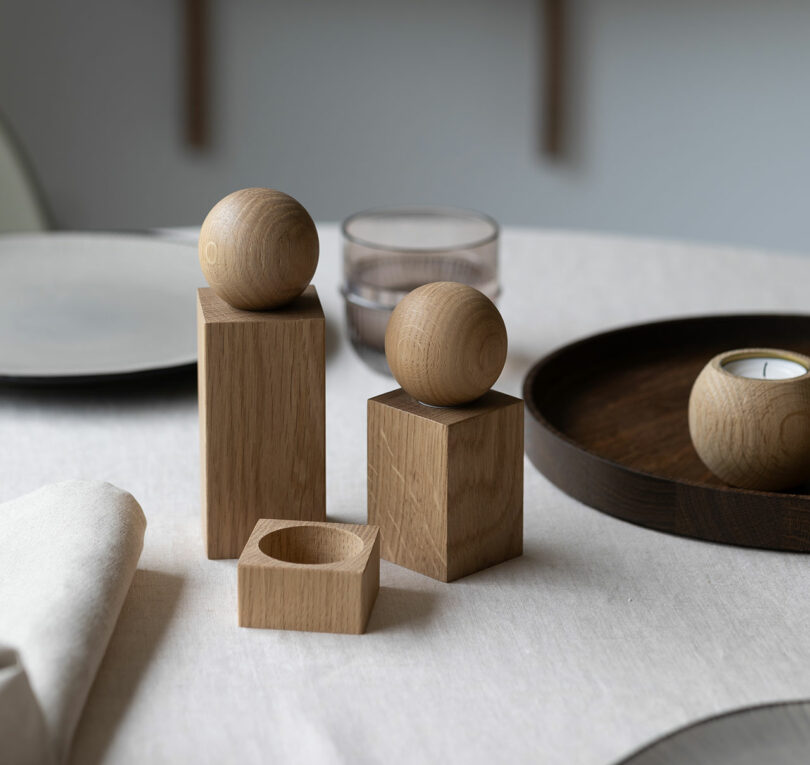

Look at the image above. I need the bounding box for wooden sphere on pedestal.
[384,281,507,407]
[197,187,325,560]
[199,187,319,311]
[371,281,522,582]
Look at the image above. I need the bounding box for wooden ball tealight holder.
[689,347,810,491]
[238,519,380,633]
[198,188,326,559]
[368,281,523,582]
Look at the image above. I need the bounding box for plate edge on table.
[0,232,199,383]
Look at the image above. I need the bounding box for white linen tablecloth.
[2,226,809,764]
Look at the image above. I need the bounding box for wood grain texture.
[368,388,523,582]
[198,286,325,559]
[199,188,319,310]
[385,282,507,406]
[523,314,810,552]
[689,349,810,491]
[238,519,380,634]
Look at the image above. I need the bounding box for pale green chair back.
[0,114,48,233]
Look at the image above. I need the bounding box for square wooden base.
[238,519,380,634]
[198,286,325,559]
[368,388,523,582]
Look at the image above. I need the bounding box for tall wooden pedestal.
[198,286,326,559]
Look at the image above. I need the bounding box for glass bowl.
[341,206,500,375]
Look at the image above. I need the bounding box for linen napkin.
[0,481,146,764]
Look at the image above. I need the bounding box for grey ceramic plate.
[618,701,810,765]
[0,232,202,382]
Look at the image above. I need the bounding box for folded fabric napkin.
[0,481,146,765]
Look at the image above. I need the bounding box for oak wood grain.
[385,282,507,406]
[689,348,810,491]
[199,188,319,311]
[368,388,523,581]
[238,519,380,634]
[198,286,325,560]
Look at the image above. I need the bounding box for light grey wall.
[2,0,809,252]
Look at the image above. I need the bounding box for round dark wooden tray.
[523,314,810,551]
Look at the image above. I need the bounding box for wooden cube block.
[368,388,523,582]
[238,519,380,634]
[198,286,325,560]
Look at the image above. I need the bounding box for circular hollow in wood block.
[385,281,507,406]
[258,525,365,565]
[689,348,810,491]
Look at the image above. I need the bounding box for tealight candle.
[722,355,807,380]
[689,348,810,490]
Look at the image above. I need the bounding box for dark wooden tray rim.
[523,314,810,552]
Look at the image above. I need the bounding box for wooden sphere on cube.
[688,348,810,491]
[199,188,319,310]
[385,281,507,406]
